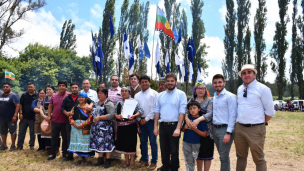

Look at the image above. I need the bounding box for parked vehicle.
[291,100,304,111]
[273,100,286,110]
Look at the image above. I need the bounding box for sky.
[2,0,303,84]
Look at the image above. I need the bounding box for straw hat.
[238,64,258,77]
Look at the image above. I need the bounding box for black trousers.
[66,122,73,158]
[51,122,67,156]
[159,123,181,171]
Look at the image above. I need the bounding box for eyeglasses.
[243,88,247,98]
[196,87,206,91]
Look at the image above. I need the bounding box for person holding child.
[182,100,208,171]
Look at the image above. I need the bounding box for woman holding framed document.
[114,86,143,169]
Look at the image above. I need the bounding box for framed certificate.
[121,99,138,119]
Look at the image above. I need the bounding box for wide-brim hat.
[238,64,258,77]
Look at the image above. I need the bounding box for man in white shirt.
[135,75,158,170]
[235,64,275,171]
[81,79,98,102]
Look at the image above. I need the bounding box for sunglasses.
[243,88,247,98]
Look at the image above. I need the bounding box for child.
[182,100,208,171]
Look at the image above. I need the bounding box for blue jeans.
[139,120,158,164]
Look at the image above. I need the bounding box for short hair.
[97,87,108,98]
[212,74,225,82]
[139,75,150,83]
[99,83,108,89]
[111,75,120,82]
[129,74,139,81]
[38,89,45,93]
[58,80,67,87]
[3,82,11,87]
[187,100,201,111]
[45,85,55,93]
[82,79,90,83]
[27,82,35,86]
[165,73,177,82]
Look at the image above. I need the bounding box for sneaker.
[9,145,16,151]
[30,146,35,150]
[0,145,8,150]
[17,146,23,150]
[47,155,56,160]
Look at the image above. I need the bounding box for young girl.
[182,100,208,171]
[68,92,94,165]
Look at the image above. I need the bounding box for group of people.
[0,64,275,171]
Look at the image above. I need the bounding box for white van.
[291,100,304,109]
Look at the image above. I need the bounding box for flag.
[155,41,160,74]
[197,60,202,82]
[109,13,115,39]
[189,63,194,82]
[187,38,194,63]
[137,37,144,61]
[144,38,150,58]
[96,35,103,76]
[129,42,134,74]
[5,70,15,80]
[178,25,182,43]
[155,7,174,41]
[175,51,183,78]
[124,29,131,60]
[191,37,196,57]
[173,25,179,43]
[161,70,164,77]
[184,62,188,82]
[91,31,96,73]
[165,51,170,73]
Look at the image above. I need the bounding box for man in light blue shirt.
[154,73,187,171]
[212,74,237,171]
[235,64,275,171]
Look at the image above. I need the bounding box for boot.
[104,159,111,168]
[94,157,104,166]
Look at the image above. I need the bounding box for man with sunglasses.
[235,64,275,171]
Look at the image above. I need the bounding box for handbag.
[41,119,51,134]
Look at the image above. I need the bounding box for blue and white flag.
[187,38,194,63]
[144,38,150,58]
[191,37,196,57]
[184,62,188,82]
[124,29,131,60]
[177,26,182,43]
[161,70,164,77]
[137,37,144,61]
[155,41,160,74]
[175,51,183,79]
[165,51,170,73]
[109,13,115,39]
[96,35,104,76]
[129,42,134,74]
[197,60,202,82]
[91,31,96,73]
[189,63,194,82]
[173,25,179,44]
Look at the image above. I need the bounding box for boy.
[182,100,208,171]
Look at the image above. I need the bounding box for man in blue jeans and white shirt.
[135,75,158,170]
[211,74,237,171]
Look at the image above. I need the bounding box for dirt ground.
[0,111,303,171]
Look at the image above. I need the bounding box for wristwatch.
[226,132,232,135]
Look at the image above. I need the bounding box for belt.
[238,122,264,127]
[212,124,228,128]
[160,122,178,125]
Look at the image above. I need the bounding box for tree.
[236,0,251,86]
[296,0,304,98]
[180,9,189,95]
[270,0,290,100]
[59,19,76,50]
[99,0,116,83]
[191,0,208,86]
[243,28,251,64]
[254,0,267,83]
[117,0,129,78]
[222,0,236,93]
[0,0,46,51]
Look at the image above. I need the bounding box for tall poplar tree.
[290,0,298,100]
[254,0,267,83]
[243,28,251,64]
[236,0,251,86]
[270,0,290,100]
[296,0,304,98]
[59,19,76,51]
[180,9,189,95]
[222,0,236,93]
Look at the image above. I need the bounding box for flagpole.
[151,5,158,80]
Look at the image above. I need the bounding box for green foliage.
[222,0,236,94]
[254,0,267,83]
[0,57,21,95]
[270,0,290,100]
[59,19,76,51]
[290,0,298,100]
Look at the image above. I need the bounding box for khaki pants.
[234,123,267,171]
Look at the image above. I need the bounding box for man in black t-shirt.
[0,83,20,151]
[17,82,38,150]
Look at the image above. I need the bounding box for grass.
[0,111,303,171]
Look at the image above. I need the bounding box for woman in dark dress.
[114,86,143,169]
[185,80,213,171]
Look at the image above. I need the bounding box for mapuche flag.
[5,70,15,80]
[155,7,174,41]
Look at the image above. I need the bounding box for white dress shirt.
[237,79,275,124]
[81,89,98,102]
[134,88,158,122]
[213,88,237,133]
